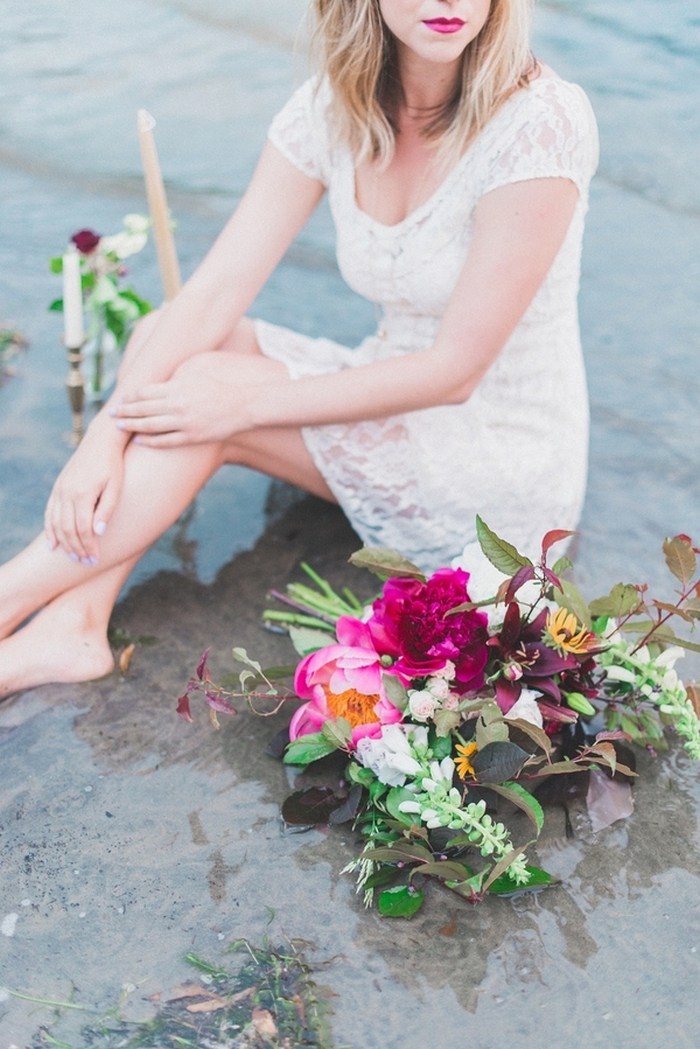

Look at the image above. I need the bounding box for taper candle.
[137,109,182,302]
[62,248,84,348]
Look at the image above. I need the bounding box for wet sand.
[1,2,700,1046]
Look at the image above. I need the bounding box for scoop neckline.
[349,73,566,233]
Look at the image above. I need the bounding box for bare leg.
[0,321,335,697]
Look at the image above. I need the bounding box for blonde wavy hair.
[311,0,536,164]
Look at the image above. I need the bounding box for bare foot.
[0,598,114,699]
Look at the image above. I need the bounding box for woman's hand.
[112,351,256,448]
[44,425,126,563]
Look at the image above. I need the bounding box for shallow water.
[1,1,700,1046]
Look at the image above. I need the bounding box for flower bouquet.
[49,215,153,399]
[178,518,700,917]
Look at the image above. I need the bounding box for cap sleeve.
[481,78,599,200]
[267,76,333,187]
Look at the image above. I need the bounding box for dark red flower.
[71,228,101,254]
[366,568,489,690]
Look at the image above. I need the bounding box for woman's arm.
[117,175,579,444]
[44,143,325,560]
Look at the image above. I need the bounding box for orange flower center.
[324,686,380,729]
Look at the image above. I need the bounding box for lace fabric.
[258,75,599,573]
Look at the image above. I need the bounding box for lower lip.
[423,20,465,34]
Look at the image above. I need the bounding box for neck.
[395,41,463,116]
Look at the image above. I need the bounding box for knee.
[120,308,164,370]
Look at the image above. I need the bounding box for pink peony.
[290,615,403,746]
[366,568,489,691]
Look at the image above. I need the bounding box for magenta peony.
[71,228,101,254]
[290,615,403,746]
[366,568,489,690]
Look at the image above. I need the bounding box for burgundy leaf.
[176,693,194,722]
[541,529,576,557]
[504,566,536,605]
[542,567,563,592]
[281,786,346,828]
[204,691,237,716]
[196,647,212,682]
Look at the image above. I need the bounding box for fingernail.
[88,556,99,567]
[108,407,117,417]
[116,420,125,430]
[134,436,142,445]
[46,537,55,551]
[94,520,107,536]
[81,557,92,566]
[69,552,80,562]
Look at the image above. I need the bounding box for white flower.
[427,677,450,700]
[603,665,637,684]
[431,660,456,681]
[504,688,544,728]
[355,723,426,786]
[655,646,684,669]
[101,230,148,260]
[408,689,438,721]
[442,692,461,711]
[123,213,150,234]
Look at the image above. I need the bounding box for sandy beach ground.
[0,2,699,1046]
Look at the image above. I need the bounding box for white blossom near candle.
[62,248,84,348]
[137,109,181,302]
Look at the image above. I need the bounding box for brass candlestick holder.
[65,340,86,446]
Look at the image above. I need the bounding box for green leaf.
[472,741,529,784]
[377,885,424,918]
[385,785,419,823]
[232,647,263,673]
[347,762,376,788]
[288,625,336,656]
[91,274,118,305]
[552,556,574,575]
[482,845,529,893]
[365,842,434,865]
[486,781,544,833]
[504,717,552,756]
[363,865,402,890]
[475,516,532,575]
[119,287,152,315]
[651,628,700,655]
[555,579,592,630]
[487,864,553,896]
[48,297,64,312]
[589,583,640,620]
[411,860,472,882]
[429,730,453,760]
[433,708,461,737]
[475,699,509,749]
[382,672,409,711]
[283,733,338,766]
[49,255,64,274]
[321,717,352,748]
[663,536,697,586]
[445,871,485,898]
[349,546,425,580]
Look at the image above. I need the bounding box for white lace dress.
[255,75,599,574]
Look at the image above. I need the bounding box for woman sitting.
[0,0,598,697]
